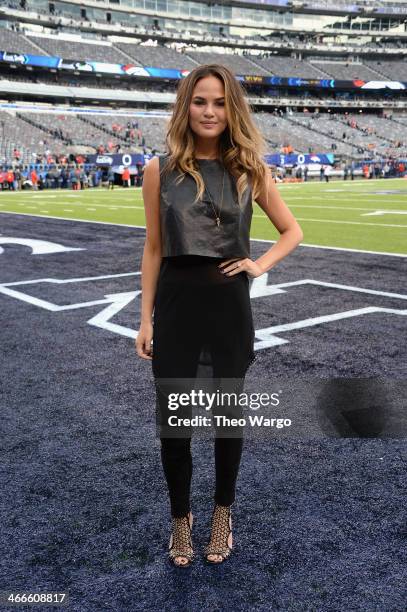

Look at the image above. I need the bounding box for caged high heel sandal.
[168,511,194,567]
[204,504,233,564]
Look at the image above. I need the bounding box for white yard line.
[1,210,405,258]
[288,217,407,228]
[273,204,407,211]
[6,200,407,217]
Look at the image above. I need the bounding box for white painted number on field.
[0,272,406,350]
[249,276,407,348]
[0,236,85,255]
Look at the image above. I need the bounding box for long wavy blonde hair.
[161,64,269,208]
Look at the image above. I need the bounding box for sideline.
[0,210,406,258]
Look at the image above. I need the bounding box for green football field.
[1,177,406,255]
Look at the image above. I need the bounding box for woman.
[136,64,303,567]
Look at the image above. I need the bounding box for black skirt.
[151,255,257,438]
[152,255,256,381]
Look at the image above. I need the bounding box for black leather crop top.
[158,154,253,259]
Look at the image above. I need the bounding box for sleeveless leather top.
[158,154,253,259]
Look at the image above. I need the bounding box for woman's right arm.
[135,156,162,360]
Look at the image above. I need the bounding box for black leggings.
[160,435,243,518]
[152,256,255,518]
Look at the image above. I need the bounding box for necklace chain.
[201,168,226,228]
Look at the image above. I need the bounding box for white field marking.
[361,210,407,217]
[9,198,404,216]
[63,209,73,212]
[321,190,407,194]
[0,276,140,338]
[0,282,139,339]
[40,210,49,213]
[0,210,405,258]
[281,240,406,258]
[15,199,407,218]
[288,194,407,199]
[87,292,139,337]
[258,204,407,212]
[291,217,407,228]
[282,191,407,196]
[4,186,403,204]
[0,275,405,346]
[322,196,407,201]
[0,237,84,255]
[254,304,407,348]
[346,194,407,198]
[306,192,407,196]
[3,271,140,287]
[277,179,385,187]
[250,276,407,300]
[60,191,139,198]
[61,191,140,197]
[249,277,407,348]
[0,179,401,197]
[8,201,145,210]
[9,202,407,227]
[286,196,407,203]
[0,192,61,197]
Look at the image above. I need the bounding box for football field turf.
[0,177,406,255]
[0,179,406,611]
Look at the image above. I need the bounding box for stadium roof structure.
[63,0,407,19]
[4,0,407,34]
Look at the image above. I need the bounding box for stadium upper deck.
[2,0,407,45]
[0,0,405,166]
[1,25,406,81]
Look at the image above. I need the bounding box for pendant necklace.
[202,167,226,228]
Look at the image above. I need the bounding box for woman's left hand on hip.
[218,258,264,278]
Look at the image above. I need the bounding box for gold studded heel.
[168,511,194,567]
[204,504,233,564]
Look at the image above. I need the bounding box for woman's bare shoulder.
[144,155,160,171]
[143,156,161,186]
